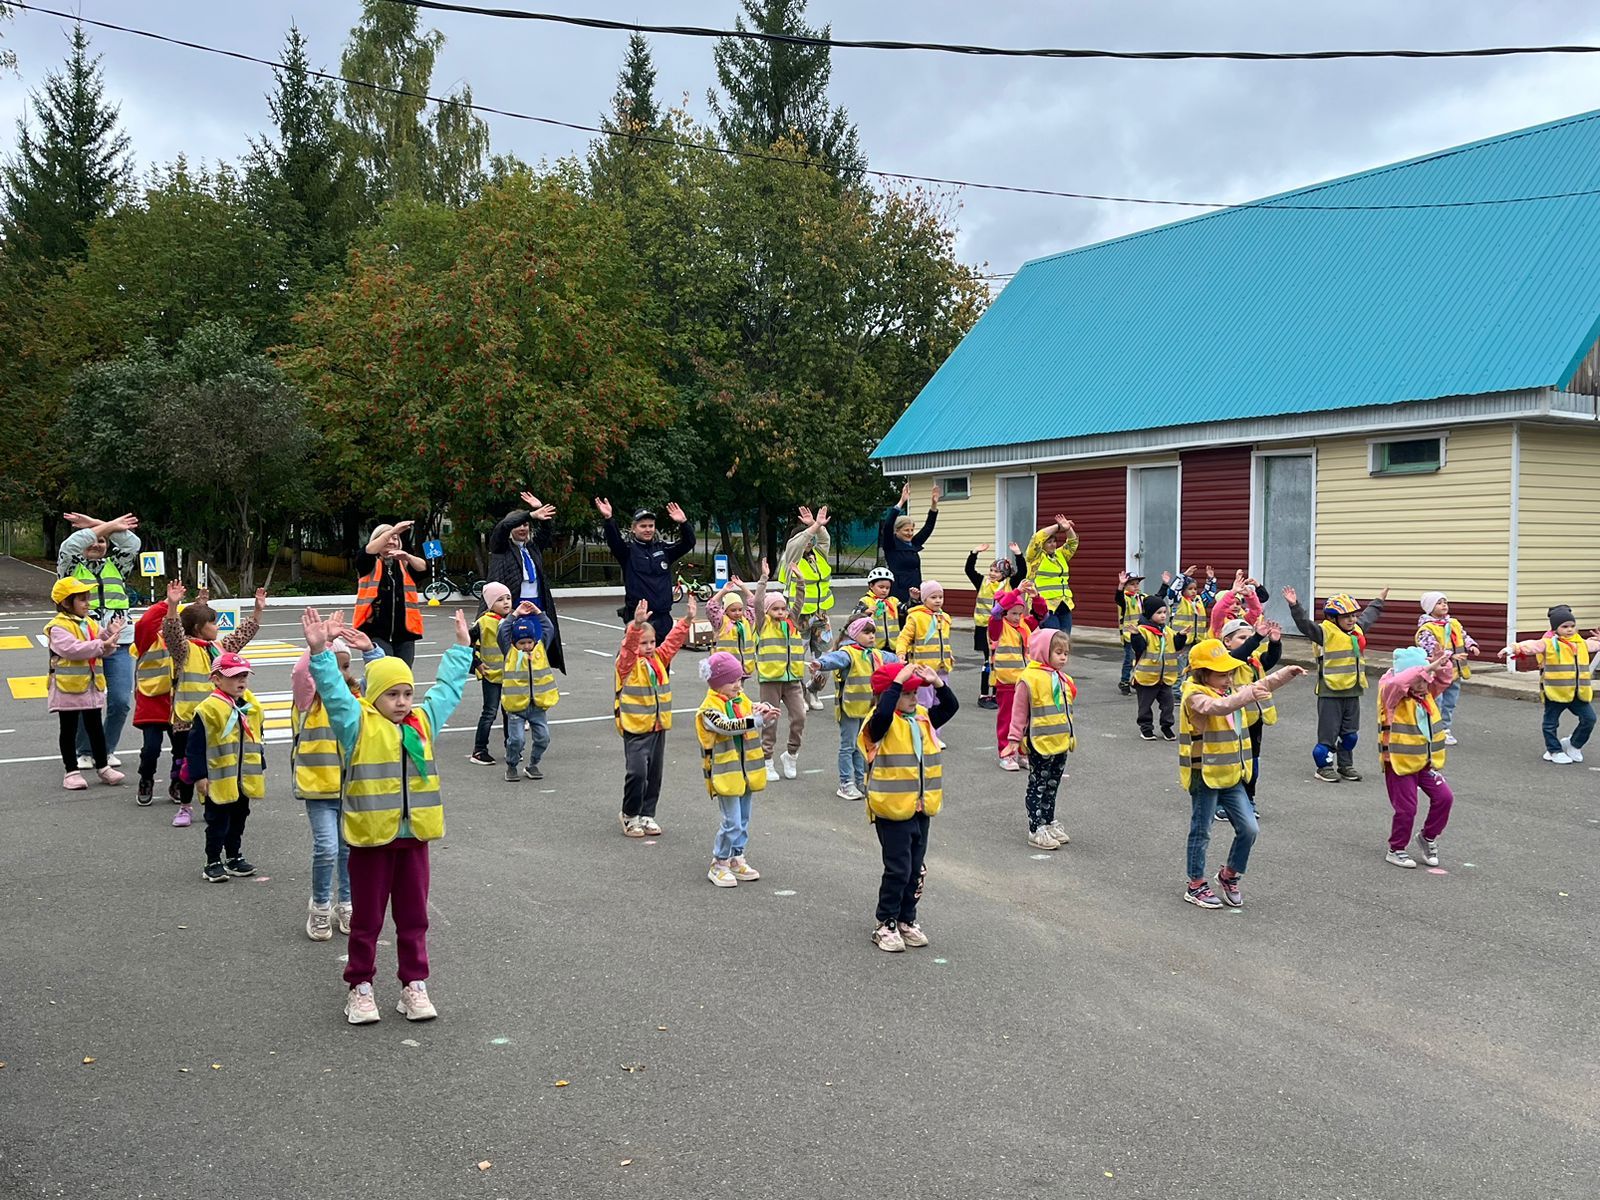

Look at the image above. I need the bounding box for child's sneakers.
[1543,750,1574,764]
[523,763,543,781]
[977,695,999,710]
[97,766,125,786]
[1161,730,1177,742]
[225,856,256,878]
[467,750,496,766]
[619,813,645,838]
[504,764,521,782]
[638,816,662,836]
[1337,766,1362,782]
[729,856,760,881]
[1385,848,1418,869]
[1118,681,1132,696]
[707,861,738,888]
[897,921,929,948]
[397,981,437,1021]
[202,860,228,883]
[1046,820,1070,845]
[172,804,192,828]
[805,692,825,712]
[1314,766,1340,783]
[779,751,799,780]
[62,771,88,791]
[998,755,1020,771]
[1026,826,1060,850]
[136,781,154,807]
[334,902,353,935]
[1184,881,1222,909]
[1560,736,1584,763]
[836,782,864,801]
[1215,869,1243,907]
[306,902,334,941]
[1414,835,1440,867]
[1443,732,1459,747]
[872,922,905,952]
[764,760,780,783]
[344,982,380,1025]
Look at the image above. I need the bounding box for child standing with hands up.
[615,597,694,837]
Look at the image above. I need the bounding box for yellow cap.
[1186,638,1246,675]
[364,656,414,701]
[51,577,93,606]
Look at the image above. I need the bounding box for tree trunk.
[715,514,736,573]
[290,525,303,585]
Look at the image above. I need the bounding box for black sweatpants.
[1025,751,1068,831]
[138,724,191,798]
[1315,694,1362,768]
[874,812,930,926]
[1135,683,1175,736]
[1243,721,1265,801]
[622,729,667,818]
[58,710,106,770]
[203,797,251,863]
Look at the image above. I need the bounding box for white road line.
[581,648,611,657]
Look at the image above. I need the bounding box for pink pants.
[1384,767,1453,852]
[344,838,431,987]
[995,682,1017,754]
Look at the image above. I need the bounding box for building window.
[935,474,971,501]
[1369,436,1444,476]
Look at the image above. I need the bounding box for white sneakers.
[333,902,353,935]
[836,782,864,800]
[998,755,1021,772]
[1443,732,1458,747]
[638,816,662,836]
[397,981,437,1021]
[1027,827,1061,850]
[619,812,645,838]
[730,856,760,881]
[306,902,334,941]
[764,761,780,783]
[1561,737,1585,763]
[804,692,825,711]
[344,983,380,1024]
[1046,820,1070,845]
[1386,848,1418,868]
[1544,750,1575,765]
[779,752,799,779]
[708,861,738,888]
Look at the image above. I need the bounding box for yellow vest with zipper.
[1316,622,1367,692]
[859,707,943,821]
[1019,664,1076,756]
[474,613,506,684]
[175,641,216,723]
[1133,625,1179,686]
[755,616,806,683]
[1539,635,1593,703]
[292,699,343,801]
[1118,591,1143,643]
[195,691,266,805]
[1379,692,1447,776]
[835,645,884,719]
[502,641,559,712]
[973,578,1001,628]
[44,614,105,694]
[716,613,755,675]
[1234,653,1278,728]
[695,689,768,797]
[1417,618,1471,681]
[614,655,672,734]
[990,619,1031,685]
[793,553,834,616]
[1032,548,1075,608]
[342,706,443,845]
[900,607,953,673]
[1171,595,1207,642]
[1178,682,1253,789]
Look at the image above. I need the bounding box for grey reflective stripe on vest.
[52,661,91,680]
[868,773,943,793]
[293,750,343,768]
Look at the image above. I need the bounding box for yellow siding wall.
[911,470,999,591]
[1516,423,1600,628]
[1314,424,1512,603]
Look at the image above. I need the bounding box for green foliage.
[708,0,864,180]
[339,0,489,207]
[0,4,17,74]
[1,25,131,267]
[603,34,661,145]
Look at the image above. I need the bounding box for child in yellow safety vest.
[466,582,514,767]
[1113,572,1147,695]
[842,568,903,648]
[755,591,811,782]
[1161,566,1216,676]
[1218,617,1284,819]
[498,606,559,782]
[44,576,125,790]
[1178,640,1304,909]
[989,583,1047,769]
[860,660,957,953]
[1003,628,1077,851]
[697,651,781,888]
[1130,594,1187,743]
[183,652,265,884]
[707,560,769,679]
[1378,646,1456,869]
[303,605,475,1026]
[1414,591,1480,747]
[964,542,1023,709]
[810,617,899,801]
[1285,585,1389,783]
[1498,604,1600,765]
[615,597,693,838]
[895,580,954,714]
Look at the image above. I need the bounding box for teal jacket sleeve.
[421,644,475,732]
[308,648,364,753]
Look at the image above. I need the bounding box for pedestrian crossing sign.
[140,551,165,577]
[215,607,237,632]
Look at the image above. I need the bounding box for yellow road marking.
[7,676,47,699]
[0,636,33,651]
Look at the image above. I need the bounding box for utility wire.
[13,4,1600,215]
[385,0,1600,63]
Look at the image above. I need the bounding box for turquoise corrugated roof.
[875,108,1600,460]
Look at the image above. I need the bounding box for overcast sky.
[5,1,1600,275]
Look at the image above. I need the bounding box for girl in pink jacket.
[45,576,125,790]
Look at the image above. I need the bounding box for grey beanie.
[1548,604,1576,629]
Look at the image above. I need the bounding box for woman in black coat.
[487,492,565,673]
[879,482,940,605]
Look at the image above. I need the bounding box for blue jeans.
[505,707,551,768]
[1041,604,1073,632]
[837,714,865,786]
[714,788,754,860]
[1187,781,1257,880]
[306,799,351,906]
[1437,677,1461,731]
[473,679,503,755]
[79,644,132,758]
[1542,697,1596,754]
[1120,642,1136,684]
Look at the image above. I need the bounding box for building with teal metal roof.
[874,109,1600,652]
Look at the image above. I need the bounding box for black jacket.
[604,516,695,619]
[879,505,938,605]
[487,511,565,674]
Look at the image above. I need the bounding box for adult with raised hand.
[354,520,427,666]
[57,511,142,768]
[595,496,696,643]
[879,482,939,606]
[1025,513,1079,632]
[782,504,835,711]
[487,490,565,674]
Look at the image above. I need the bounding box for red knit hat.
[871,662,906,694]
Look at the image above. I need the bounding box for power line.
[12,4,1600,216]
[384,0,1600,63]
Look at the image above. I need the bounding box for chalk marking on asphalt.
[426,898,452,927]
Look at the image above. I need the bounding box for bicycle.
[421,562,488,603]
[672,569,715,604]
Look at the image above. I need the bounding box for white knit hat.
[1420,591,1447,615]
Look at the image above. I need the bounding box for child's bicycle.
[672,568,715,605]
[421,562,488,604]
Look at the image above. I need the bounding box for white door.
[1130,466,1180,581]
[1254,453,1314,630]
[999,475,1037,554]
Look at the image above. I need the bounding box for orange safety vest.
[353,558,424,637]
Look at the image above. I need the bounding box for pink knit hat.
[480,582,511,608]
[699,652,745,688]
[764,592,788,613]
[918,580,944,599]
[995,588,1026,612]
[847,617,876,642]
[1027,627,1061,663]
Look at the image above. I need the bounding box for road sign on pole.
[714,554,729,583]
[139,551,166,577]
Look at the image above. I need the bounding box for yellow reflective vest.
[614,654,673,734]
[1379,692,1447,776]
[859,707,943,821]
[716,613,755,675]
[1234,653,1278,728]
[1132,625,1179,686]
[897,607,953,673]
[1178,682,1253,790]
[989,619,1031,685]
[1171,595,1207,642]
[292,699,344,801]
[835,645,885,719]
[175,641,216,723]
[44,614,105,695]
[502,641,559,712]
[1118,591,1144,643]
[755,617,806,683]
[792,552,834,616]
[342,706,443,846]
[866,595,903,644]
[1417,618,1471,681]
[135,640,174,697]
[1316,622,1367,693]
[695,689,768,797]
[973,578,1001,628]
[474,613,506,683]
[195,690,266,805]
[1032,547,1075,608]
[1019,664,1076,756]
[1539,635,1593,703]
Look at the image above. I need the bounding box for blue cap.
[509,616,539,644]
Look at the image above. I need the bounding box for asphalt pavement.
[0,588,1596,1200]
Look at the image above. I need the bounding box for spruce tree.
[602,33,661,148]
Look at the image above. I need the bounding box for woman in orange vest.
[354,521,427,665]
